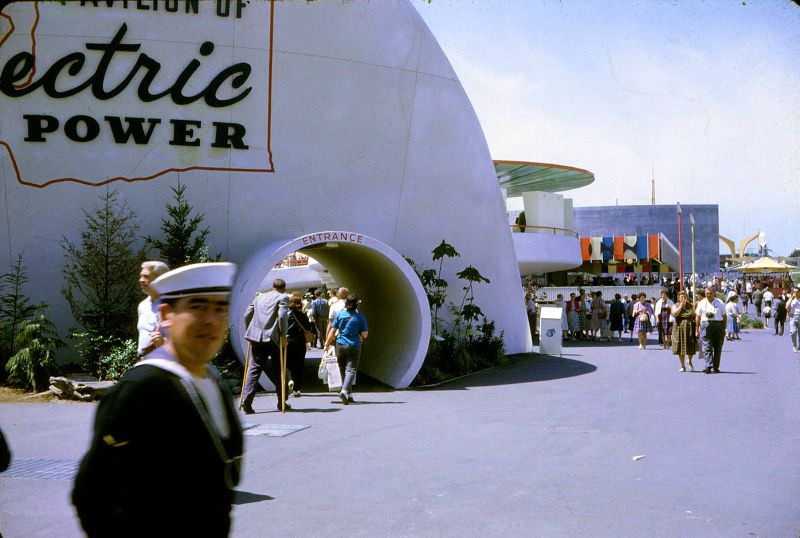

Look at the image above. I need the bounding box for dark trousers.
[700,321,725,371]
[336,343,361,395]
[286,339,306,392]
[242,340,288,407]
[314,319,327,348]
[774,317,785,336]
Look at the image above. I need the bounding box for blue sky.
[415,0,800,256]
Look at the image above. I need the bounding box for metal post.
[690,213,696,304]
[677,202,683,290]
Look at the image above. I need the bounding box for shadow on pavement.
[233,491,274,505]
[431,353,597,390]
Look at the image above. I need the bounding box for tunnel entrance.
[230,231,431,388]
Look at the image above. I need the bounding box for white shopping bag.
[322,348,342,391]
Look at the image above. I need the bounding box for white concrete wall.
[522,191,565,230]
[0,0,531,366]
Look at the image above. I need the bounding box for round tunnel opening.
[230,232,431,389]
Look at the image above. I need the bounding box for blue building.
[572,205,719,275]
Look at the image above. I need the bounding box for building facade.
[0,0,530,387]
[572,205,720,275]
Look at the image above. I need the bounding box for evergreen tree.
[61,189,144,362]
[147,181,216,268]
[0,255,40,379]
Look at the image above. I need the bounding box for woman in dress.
[567,292,580,340]
[655,290,675,349]
[590,291,608,341]
[609,293,625,341]
[577,290,589,340]
[670,290,697,371]
[632,292,654,350]
[725,294,740,341]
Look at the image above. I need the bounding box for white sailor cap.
[151,262,236,301]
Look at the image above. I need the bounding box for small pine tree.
[0,255,40,380]
[147,180,216,268]
[61,189,144,371]
[6,312,63,392]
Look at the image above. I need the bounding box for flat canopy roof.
[494,160,595,196]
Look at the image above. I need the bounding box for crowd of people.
[526,278,800,370]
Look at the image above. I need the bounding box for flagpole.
[677,202,684,290]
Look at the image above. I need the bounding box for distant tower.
[651,165,656,205]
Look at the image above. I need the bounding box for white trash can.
[538,306,563,356]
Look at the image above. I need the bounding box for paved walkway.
[1,328,798,537]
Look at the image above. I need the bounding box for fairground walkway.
[1,327,798,537]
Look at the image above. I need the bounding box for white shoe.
[679,367,686,372]
[288,379,294,391]
[292,390,301,398]
[689,366,695,371]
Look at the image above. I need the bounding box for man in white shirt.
[788,289,800,353]
[137,261,169,356]
[695,286,727,374]
[326,286,350,345]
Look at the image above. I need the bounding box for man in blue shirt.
[326,294,368,405]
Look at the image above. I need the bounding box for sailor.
[72,262,243,538]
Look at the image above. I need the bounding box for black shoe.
[276,401,291,411]
[703,368,712,374]
[240,405,255,415]
[713,368,720,373]
[339,392,349,405]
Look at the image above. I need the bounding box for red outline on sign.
[0,0,276,189]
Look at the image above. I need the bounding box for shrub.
[97,339,138,381]
[212,330,244,384]
[6,313,64,392]
[407,241,505,385]
[0,255,41,381]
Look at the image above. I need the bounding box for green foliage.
[71,331,126,377]
[61,189,144,369]
[212,330,244,383]
[147,181,218,268]
[0,255,41,379]
[739,313,764,329]
[6,312,63,392]
[739,313,765,329]
[97,339,138,381]
[406,241,505,385]
[789,249,800,258]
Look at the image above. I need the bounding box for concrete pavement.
[1,327,798,537]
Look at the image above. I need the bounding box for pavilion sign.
[0,0,274,188]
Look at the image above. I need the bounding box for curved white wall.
[0,1,531,370]
[513,233,582,275]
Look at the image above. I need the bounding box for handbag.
[291,311,316,344]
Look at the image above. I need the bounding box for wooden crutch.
[279,340,287,413]
[239,340,252,410]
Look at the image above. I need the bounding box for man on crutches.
[241,279,290,413]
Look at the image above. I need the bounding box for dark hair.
[272,278,286,291]
[614,293,621,300]
[344,294,359,311]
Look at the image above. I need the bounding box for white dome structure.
[0,0,529,387]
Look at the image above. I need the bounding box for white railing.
[532,285,666,303]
